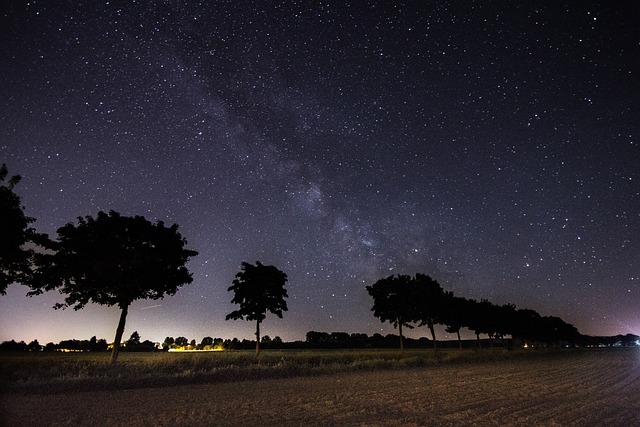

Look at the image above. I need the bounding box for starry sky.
[1,1,638,345]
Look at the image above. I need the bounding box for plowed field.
[2,349,639,426]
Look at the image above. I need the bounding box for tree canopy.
[413,273,446,350]
[226,261,288,355]
[30,210,198,363]
[0,164,43,294]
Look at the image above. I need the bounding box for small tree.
[226,261,288,355]
[29,210,197,364]
[366,275,417,352]
[0,164,45,294]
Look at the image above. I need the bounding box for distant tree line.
[305,331,431,349]
[124,331,158,352]
[0,336,108,352]
[0,333,154,352]
[162,335,222,350]
[3,331,638,352]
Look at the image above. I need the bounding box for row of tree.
[0,337,108,352]
[161,335,288,350]
[305,331,432,349]
[163,335,222,350]
[0,333,152,352]
[367,274,581,351]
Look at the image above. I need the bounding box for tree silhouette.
[29,210,197,364]
[413,274,446,350]
[89,336,108,351]
[261,335,272,344]
[538,315,579,345]
[200,336,214,349]
[515,311,579,346]
[175,336,189,347]
[226,261,288,355]
[126,331,141,348]
[366,275,416,352]
[0,164,45,294]
[442,294,471,349]
[306,331,331,344]
[162,336,175,350]
[465,299,498,348]
[511,308,544,345]
[493,303,517,347]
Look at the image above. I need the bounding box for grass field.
[1,348,639,425]
[0,347,538,394]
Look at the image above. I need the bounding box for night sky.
[1,1,638,345]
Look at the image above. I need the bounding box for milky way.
[1,1,638,344]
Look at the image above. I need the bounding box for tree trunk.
[428,321,437,351]
[398,323,404,353]
[456,330,462,350]
[476,332,481,350]
[255,319,261,356]
[111,303,129,364]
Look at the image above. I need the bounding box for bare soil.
[2,349,639,426]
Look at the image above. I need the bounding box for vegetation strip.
[2,348,581,395]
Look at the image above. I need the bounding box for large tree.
[366,274,417,352]
[226,261,288,355]
[30,210,197,363]
[0,164,44,294]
